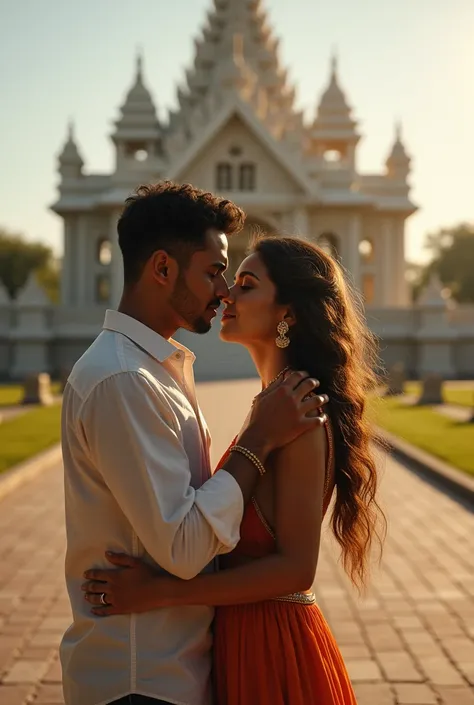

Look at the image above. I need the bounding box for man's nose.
[216,277,230,301]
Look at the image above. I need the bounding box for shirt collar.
[103,310,196,365]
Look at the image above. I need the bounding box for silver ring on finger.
[100,592,108,606]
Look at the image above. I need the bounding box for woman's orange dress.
[213,437,357,705]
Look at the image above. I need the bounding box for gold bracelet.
[230,445,266,476]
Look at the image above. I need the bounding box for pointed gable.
[180,115,302,195]
[170,99,312,196]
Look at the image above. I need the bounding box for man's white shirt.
[61,310,243,705]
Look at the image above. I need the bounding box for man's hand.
[241,371,328,459]
[82,552,166,616]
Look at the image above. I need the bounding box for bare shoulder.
[275,423,327,471]
[273,423,328,542]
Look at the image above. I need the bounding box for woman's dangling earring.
[275,321,290,348]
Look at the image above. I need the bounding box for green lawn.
[371,396,474,477]
[0,382,61,407]
[404,382,474,408]
[0,404,62,474]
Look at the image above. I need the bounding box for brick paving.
[0,379,473,705]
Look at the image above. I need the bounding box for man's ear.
[150,250,177,285]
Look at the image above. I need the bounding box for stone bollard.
[385,363,405,396]
[417,373,445,405]
[21,373,54,406]
[10,273,52,379]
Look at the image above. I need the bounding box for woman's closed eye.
[239,277,254,291]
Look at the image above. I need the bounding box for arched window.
[134,149,148,162]
[97,238,112,266]
[359,238,374,263]
[318,232,339,259]
[125,141,149,162]
[95,275,110,304]
[323,149,342,164]
[216,163,233,190]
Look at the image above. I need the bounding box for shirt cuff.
[194,470,244,550]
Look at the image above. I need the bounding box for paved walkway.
[0,379,473,705]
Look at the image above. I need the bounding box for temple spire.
[136,48,143,83]
[395,118,402,142]
[58,119,84,178]
[386,120,411,180]
[112,52,161,144]
[330,48,338,79]
[313,54,357,133]
[67,118,74,141]
[171,0,296,136]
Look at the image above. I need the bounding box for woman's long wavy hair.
[252,234,386,590]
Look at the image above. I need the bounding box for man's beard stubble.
[169,271,216,335]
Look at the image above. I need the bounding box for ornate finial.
[330,47,338,79]
[67,118,74,141]
[395,118,402,142]
[136,47,143,82]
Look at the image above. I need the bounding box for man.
[61,182,327,705]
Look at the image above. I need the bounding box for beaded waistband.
[272,591,316,605]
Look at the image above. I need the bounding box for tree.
[416,224,474,303]
[0,227,60,302]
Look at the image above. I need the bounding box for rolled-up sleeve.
[80,371,243,579]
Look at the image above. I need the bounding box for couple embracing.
[61,181,384,705]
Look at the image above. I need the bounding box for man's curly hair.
[118,181,246,284]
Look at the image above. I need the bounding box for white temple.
[52,0,415,312]
[1,0,473,381]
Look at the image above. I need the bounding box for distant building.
[53,2,415,311]
[1,1,473,380]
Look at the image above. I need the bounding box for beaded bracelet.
[229,445,266,476]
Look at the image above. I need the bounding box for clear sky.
[0,0,472,263]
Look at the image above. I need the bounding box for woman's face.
[220,252,289,346]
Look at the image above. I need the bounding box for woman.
[82,235,385,704]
